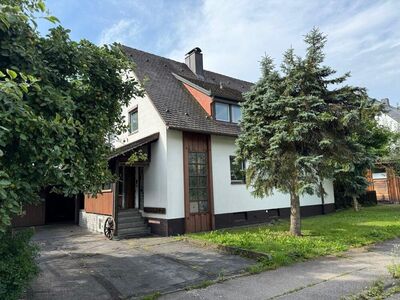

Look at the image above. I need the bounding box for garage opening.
[45,192,76,223]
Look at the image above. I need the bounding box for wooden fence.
[84,191,113,215]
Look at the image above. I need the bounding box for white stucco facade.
[110,76,335,224]
[166,130,185,219]
[113,88,169,220]
[377,113,400,132]
[210,135,334,215]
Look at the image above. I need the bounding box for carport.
[12,191,84,227]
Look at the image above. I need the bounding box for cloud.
[166,0,400,103]
[99,19,140,46]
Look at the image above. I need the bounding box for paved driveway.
[26,225,254,299]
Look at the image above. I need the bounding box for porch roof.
[109,132,159,160]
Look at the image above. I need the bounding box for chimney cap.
[381,98,390,106]
[185,47,202,56]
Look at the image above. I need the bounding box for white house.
[79,46,335,237]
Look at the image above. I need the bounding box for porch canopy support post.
[113,160,120,236]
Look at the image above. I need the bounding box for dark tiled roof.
[122,46,253,136]
[178,75,246,101]
[382,100,400,123]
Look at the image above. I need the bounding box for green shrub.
[388,263,400,279]
[0,229,39,300]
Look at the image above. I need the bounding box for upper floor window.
[230,156,245,184]
[214,102,241,123]
[129,109,138,133]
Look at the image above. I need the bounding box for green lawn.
[189,205,400,271]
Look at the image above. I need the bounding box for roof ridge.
[122,45,253,86]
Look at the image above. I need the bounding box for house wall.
[150,132,335,235]
[166,130,185,219]
[210,135,335,215]
[113,79,169,220]
[377,114,400,132]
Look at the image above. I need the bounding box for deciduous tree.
[0,0,142,231]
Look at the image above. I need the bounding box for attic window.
[129,108,138,133]
[214,102,242,123]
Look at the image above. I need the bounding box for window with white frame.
[230,156,245,183]
[129,108,138,133]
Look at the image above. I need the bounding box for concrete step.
[117,227,151,238]
[118,215,143,223]
[118,209,141,217]
[118,220,146,230]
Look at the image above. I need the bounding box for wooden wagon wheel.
[103,216,115,240]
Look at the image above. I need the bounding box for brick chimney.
[185,47,204,77]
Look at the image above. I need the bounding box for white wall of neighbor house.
[113,72,169,219]
[210,135,335,215]
[377,114,400,132]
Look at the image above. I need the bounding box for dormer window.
[214,102,242,123]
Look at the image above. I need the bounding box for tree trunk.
[352,195,360,212]
[290,190,301,236]
[319,180,325,215]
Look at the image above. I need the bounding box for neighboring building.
[78,46,336,237]
[368,99,400,203]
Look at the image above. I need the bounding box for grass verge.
[189,205,400,272]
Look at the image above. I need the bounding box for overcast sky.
[39,0,400,105]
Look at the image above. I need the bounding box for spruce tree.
[236,28,380,235]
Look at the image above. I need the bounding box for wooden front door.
[125,167,135,209]
[118,166,135,209]
[183,132,213,233]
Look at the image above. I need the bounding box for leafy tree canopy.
[236,28,383,235]
[0,0,142,231]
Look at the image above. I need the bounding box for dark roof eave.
[167,126,240,137]
[109,132,160,160]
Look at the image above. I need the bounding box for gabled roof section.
[382,99,400,123]
[122,45,252,136]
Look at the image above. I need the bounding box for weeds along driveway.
[26,224,254,300]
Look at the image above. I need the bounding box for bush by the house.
[0,229,38,300]
[335,185,377,209]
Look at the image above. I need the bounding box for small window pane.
[189,188,198,201]
[197,153,206,164]
[198,164,206,176]
[129,110,138,132]
[198,176,207,187]
[189,164,197,176]
[230,156,245,183]
[215,102,229,122]
[198,201,208,212]
[190,202,199,213]
[102,183,112,191]
[198,188,208,200]
[231,105,242,123]
[189,176,198,187]
[189,153,197,164]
